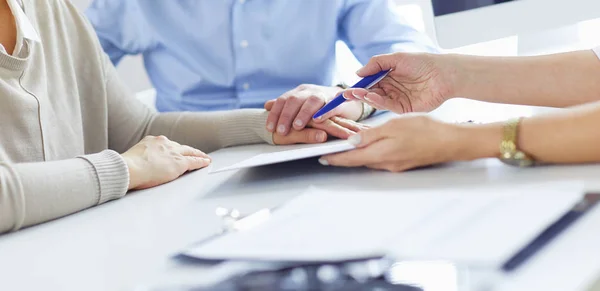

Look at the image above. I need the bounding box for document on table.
[210,139,355,173]
[182,182,585,266]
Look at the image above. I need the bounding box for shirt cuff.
[79,150,129,204]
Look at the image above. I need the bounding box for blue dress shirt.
[86,0,438,112]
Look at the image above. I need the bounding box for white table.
[1,100,600,291]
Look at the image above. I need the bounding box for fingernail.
[317,132,327,142]
[277,125,286,134]
[352,91,363,100]
[267,123,274,131]
[294,119,303,127]
[364,96,373,103]
[348,134,362,146]
[202,158,211,163]
[318,158,329,166]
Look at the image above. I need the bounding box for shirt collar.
[7,0,41,43]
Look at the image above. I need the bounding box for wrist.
[440,54,473,99]
[452,122,504,161]
[121,154,140,190]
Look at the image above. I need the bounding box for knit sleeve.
[101,52,274,154]
[0,150,128,234]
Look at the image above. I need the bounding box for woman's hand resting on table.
[122,117,368,190]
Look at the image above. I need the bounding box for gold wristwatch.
[499,118,535,167]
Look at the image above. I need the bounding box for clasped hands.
[123,52,470,191]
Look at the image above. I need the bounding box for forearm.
[448,50,600,107]
[147,109,273,154]
[455,102,600,164]
[0,151,128,234]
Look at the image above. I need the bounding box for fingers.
[179,145,211,159]
[330,116,370,132]
[309,119,355,140]
[177,145,211,171]
[266,98,286,133]
[264,99,276,110]
[185,156,212,171]
[356,53,398,77]
[365,162,415,173]
[343,87,390,111]
[276,96,304,135]
[274,128,328,145]
[320,139,393,167]
[362,92,390,110]
[342,88,369,101]
[294,96,326,130]
[347,123,392,148]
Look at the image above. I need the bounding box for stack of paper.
[182,182,584,267]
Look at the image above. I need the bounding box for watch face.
[500,158,523,167]
[501,155,535,167]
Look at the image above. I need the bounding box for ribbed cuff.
[0,53,27,72]
[593,47,600,60]
[79,150,129,204]
[218,109,274,146]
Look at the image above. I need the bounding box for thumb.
[348,124,390,148]
[356,53,399,77]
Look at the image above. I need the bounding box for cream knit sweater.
[0,0,272,234]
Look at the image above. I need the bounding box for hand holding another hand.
[264,84,364,135]
[272,116,369,145]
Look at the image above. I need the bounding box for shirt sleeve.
[85,0,155,65]
[339,0,440,64]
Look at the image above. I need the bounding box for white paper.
[182,182,585,265]
[210,140,355,173]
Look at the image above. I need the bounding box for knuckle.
[287,95,300,103]
[158,144,168,152]
[298,107,315,117]
[307,95,323,104]
[273,98,287,109]
[306,131,316,142]
[279,112,293,122]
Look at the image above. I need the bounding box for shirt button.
[243,83,250,90]
[240,40,249,48]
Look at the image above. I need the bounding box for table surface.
[1,100,600,291]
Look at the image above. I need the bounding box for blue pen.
[313,69,391,119]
